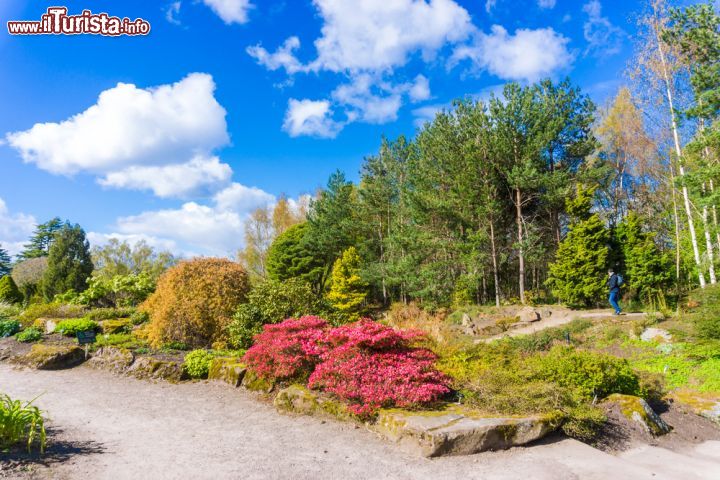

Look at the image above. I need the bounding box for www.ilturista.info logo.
[7,7,151,36]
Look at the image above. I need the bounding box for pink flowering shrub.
[309,319,450,416]
[242,316,328,380]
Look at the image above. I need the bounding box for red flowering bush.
[242,316,328,380]
[309,320,450,416]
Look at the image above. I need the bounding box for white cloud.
[408,74,431,102]
[537,0,556,8]
[582,0,624,57]
[307,0,473,73]
[6,73,233,199]
[247,36,306,75]
[202,0,253,24]
[485,0,497,13]
[108,182,279,257]
[165,1,182,25]
[115,202,245,257]
[0,198,36,257]
[283,99,343,138]
[6,73,228,176]
[213,182,275,212]
[98,155,232,198]
[450,25,573,82]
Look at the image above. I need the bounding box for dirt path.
[1,364,719,480]
[481,310,647,342]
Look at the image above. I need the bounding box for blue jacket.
[608,274,620,293]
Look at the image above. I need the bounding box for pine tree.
[0,275,22,304]
[266,223,325,292]
[17,217,63,260]
[616,212,673,305]
[0,245,11,277]
[546,185,610,308]
[326,246,367,317]
[42,223,94,300]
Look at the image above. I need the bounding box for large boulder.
[604,394,671,436]
[87,346,135,374]
[22,344,85,370]
[208,357,246,387]
[374,408,559,457]
[241,369,274,393]
[100,319,132,335]
[517,307,541,323]
[126,356,185,382]
[640,328,672,343]
[274,385,351,420]
[671,390,720,424]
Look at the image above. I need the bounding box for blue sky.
[0,0,641,258]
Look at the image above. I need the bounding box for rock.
[208,357,246,387]
[44,319,58,334]
[640,328,672,343]
[671,390,720,424]
[100,318,132,335]
[241,369,274,393]
[22,344,85,370]
[87,346,135,373]
[604,394,671,436]
[517,307,541,323]
[126,356,185,382]
[274,385,350,420]
[374,408,559,457]
[461,313,472,327]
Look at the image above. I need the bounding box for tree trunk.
[702,182,717,284]
[515,188,526,304]
[670,165,682,282]
[490,220,501,307]
[654,22,706,288]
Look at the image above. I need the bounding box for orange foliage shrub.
[141,258,249,348]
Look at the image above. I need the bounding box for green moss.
[242,369,274,392]
[24,344,84,369]
[605,393,669,436]
[101,318,132,334]
[208,357,246,387]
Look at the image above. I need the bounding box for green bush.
[683,284,720,340]
[161,341,191,351]
[16,327,43,343]
[0,276,22,304]
[101,318,132,334]
[0,394,46,453]
[55,318,99,336]
[0,301,22,319]
[0,319,21,337]
[183,349,216,379]
[227,278,325,349]
[531,346,641,401]
[561,404,607,442]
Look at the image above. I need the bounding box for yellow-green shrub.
[141,258,249,349]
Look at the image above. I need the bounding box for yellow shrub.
[141,258,249,348]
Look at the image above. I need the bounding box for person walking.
[607,269,622,315]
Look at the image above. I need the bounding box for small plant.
[85,307,136,321]
[182,349,217,379]
[19,302,86,326]
[161,341,191,351]
[130,310,150,325]
[16,327,43,343]
[55,318,99,336]
[0,394,46,453]
[0,319,21,337]
[95,333,148,350]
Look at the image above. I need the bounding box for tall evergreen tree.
[326,246,368,318]
[0,275,22,304]
[616,212,673,304]
[266,223,325,293]
[547,185,610,308]
[42,223,94,300]
[0,245,11,277]
[17,217,63,260]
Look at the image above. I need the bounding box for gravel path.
[1,363,719,480]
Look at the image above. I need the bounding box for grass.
[94,333,149,350]
[0,394,46,453]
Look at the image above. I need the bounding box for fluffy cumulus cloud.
[248,0,576,137]
[104,182,278,257]
[0,198,36,257]
[283,99,343,138]
[582,0,624,57]
[6,73,233,199]
[98,155,232,198]
[450,25,573,82]
[202,0,253,24]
